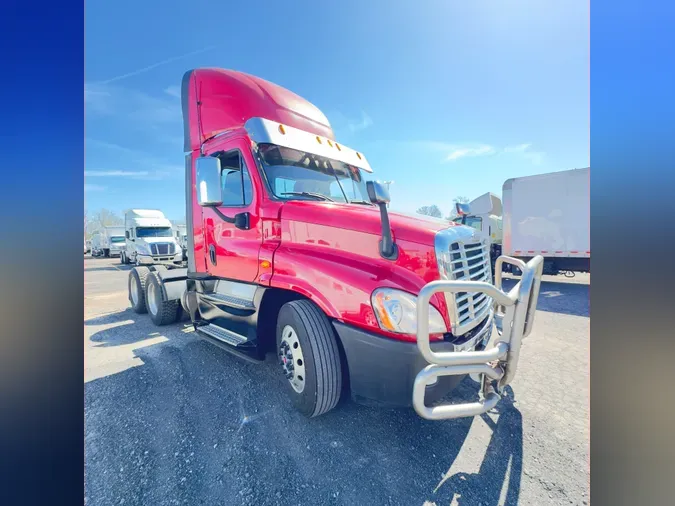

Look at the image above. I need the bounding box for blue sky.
[85,0,589,221]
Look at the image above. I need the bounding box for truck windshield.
[136,227,173,238]
[257,143,371,204]
[110,237,125,243]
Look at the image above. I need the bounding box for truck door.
[201,138,262,282]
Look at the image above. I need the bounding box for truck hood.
[280,201,452,245]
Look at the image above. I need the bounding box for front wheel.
[276,300,342,418]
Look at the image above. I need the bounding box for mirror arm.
[377,202,398,260]
[212,207,235,224]
[211,207,250,230]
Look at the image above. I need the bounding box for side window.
[218,150,253,207]
[465,216,483,231]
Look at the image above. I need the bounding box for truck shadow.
[85,322,523,506]
[501,278,589,317]
[433,388,523,505]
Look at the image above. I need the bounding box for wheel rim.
[147,281,159,315]
[279,325,306,393]
[131,275,140,305]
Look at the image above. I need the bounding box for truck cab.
[122,209,183,265]
[127,68,544,421]
[453,193,504,275]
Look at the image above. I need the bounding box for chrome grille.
[150,243,175,255]
[435,227,493,336]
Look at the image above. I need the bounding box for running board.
[198,323,249,346]
[195,323,264,363]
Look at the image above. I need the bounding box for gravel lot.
[84,256,589,506]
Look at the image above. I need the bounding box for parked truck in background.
[121,209,184,266]
[452,192,503,277]
[125,68,544,421]
[503,168,590,275]
[455,168,590,276]
[174,224,188,261]
[90,226,125,257]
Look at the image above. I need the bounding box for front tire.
[276,300,342,418]
[144,272,180,325]
[128,266,151,313]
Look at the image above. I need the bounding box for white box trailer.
[503,167,590,275]
[90,226,125,257]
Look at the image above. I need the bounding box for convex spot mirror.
[196,156,223,206]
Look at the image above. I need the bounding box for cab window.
[216,150,253,207]
[464,216,483,231]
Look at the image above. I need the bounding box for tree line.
[416,196,470,221]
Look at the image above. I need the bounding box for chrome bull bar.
[413,255,544,420]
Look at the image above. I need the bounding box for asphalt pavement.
[84,255,590,506]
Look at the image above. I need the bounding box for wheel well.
[256,288,351,393]
[257,288,304,354]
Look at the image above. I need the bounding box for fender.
[269,238,450,340]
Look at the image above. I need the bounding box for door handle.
[209,244,217,266]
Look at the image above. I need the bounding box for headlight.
[135,244,151,255]
[371,288,447,335]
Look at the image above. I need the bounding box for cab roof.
[181,68,334,152]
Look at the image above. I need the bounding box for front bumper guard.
[413,255,544,420]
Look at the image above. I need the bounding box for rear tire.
[144,272,180,325]
[128,266,151,313]
[276,300,342,418]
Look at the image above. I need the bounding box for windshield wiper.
[281,192,335,202]
[349,200,373,206]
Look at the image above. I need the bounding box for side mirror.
[196,156,223,206]
[366,181,391,205]
[125,231,129,239]
[456,203,471,216]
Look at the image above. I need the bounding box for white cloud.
[84,184,106,192]
[504,143,531,153]
[94,45,218,85]
[415,140,544,164]
[413,141,496,162]
[85,138,182,179]
[504,143,545,165]
[85,170,150,177]
[85,83,181,125]
[445,145,495,161]
[347,111,373,132]
[164,85,181,98]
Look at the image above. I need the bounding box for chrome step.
[198,323,249,346]
[200,292,256,310]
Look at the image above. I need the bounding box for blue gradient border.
[0,1,84,504]
[592,1,675,505]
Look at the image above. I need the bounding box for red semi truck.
[127,68,544,420]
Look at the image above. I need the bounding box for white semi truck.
[121,209,183,266]
[90,226,125,257]
[458,167,590,276]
